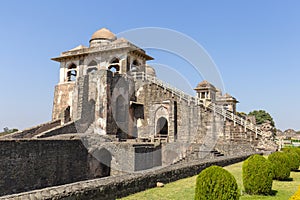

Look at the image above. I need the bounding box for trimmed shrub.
[195,165,239,200]
[283,148,300,171]
[268,152,291,180]
[283,147,300,157]
[242,154,273,195]
[286,151,300,171]
[289,186,300,200]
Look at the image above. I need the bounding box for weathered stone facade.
[0,27,277,197]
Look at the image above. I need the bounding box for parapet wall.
[0,138,163,197]
[0,153,257,200]
[0,139,90,196]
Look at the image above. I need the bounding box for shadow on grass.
[242,190,278,197]
[292,169,300,172]
[270,190,278,196]
[277,177,294,182]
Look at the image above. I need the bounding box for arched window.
[87,60,98,74]
[109,58,120,73]
[132,59,139,66]
[87,67,97,74]
[88,60,97,67]
[156,117,168,138]
[66,64,77,82]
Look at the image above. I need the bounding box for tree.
[1,127,18,134]
[3,127,9,133]
[237,112,247,118]
[248,110,275,127]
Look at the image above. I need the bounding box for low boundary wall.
[0,153,258,200]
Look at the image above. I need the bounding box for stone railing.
[132,72,261,136]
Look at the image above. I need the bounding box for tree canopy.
[248,110,275,127]
[0,127,18,136]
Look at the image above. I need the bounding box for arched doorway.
[156,117,168,138]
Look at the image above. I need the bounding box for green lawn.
[120,161,300,200]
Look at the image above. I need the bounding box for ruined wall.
[52,82,75,121]
[72,70,112,134]
[0,139,90,196]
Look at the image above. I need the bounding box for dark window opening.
[64,106,71,123]
[156,117,168,138]
[67,64,77,82]
[109,58,120,73]
[201,92,206,99]
[87,67,97,74]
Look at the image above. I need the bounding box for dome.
[145,65,156,77]
[195,80,216,90]
[90,28,116,41]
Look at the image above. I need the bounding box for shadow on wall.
[88,148,112,178]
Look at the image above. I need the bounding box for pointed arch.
[86,60,98,74]
[88,60,97,67]
[109,57,120,73]
[66,63,77,82]
[87,67,97,74]
[156,117,168,137]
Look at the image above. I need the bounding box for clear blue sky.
[0,0,299,131]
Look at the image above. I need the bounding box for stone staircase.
[172,144,225,165]
[172,149,224,165]
[131,72,262,138]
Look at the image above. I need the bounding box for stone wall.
[0,153,258,200]
[1,120,62,139]
[134,80,202,143]
[134,144,162,171]
[0,139,90,196]
[52,82,75,121]
[0,138,163,196]
[37,121,77,138]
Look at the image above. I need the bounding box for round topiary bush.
[268,151,291,180]
[242,154,273,195]
[283,148,300,171]
[286,151,300,171]
[283,147,300,157]
[195,165,239,200]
